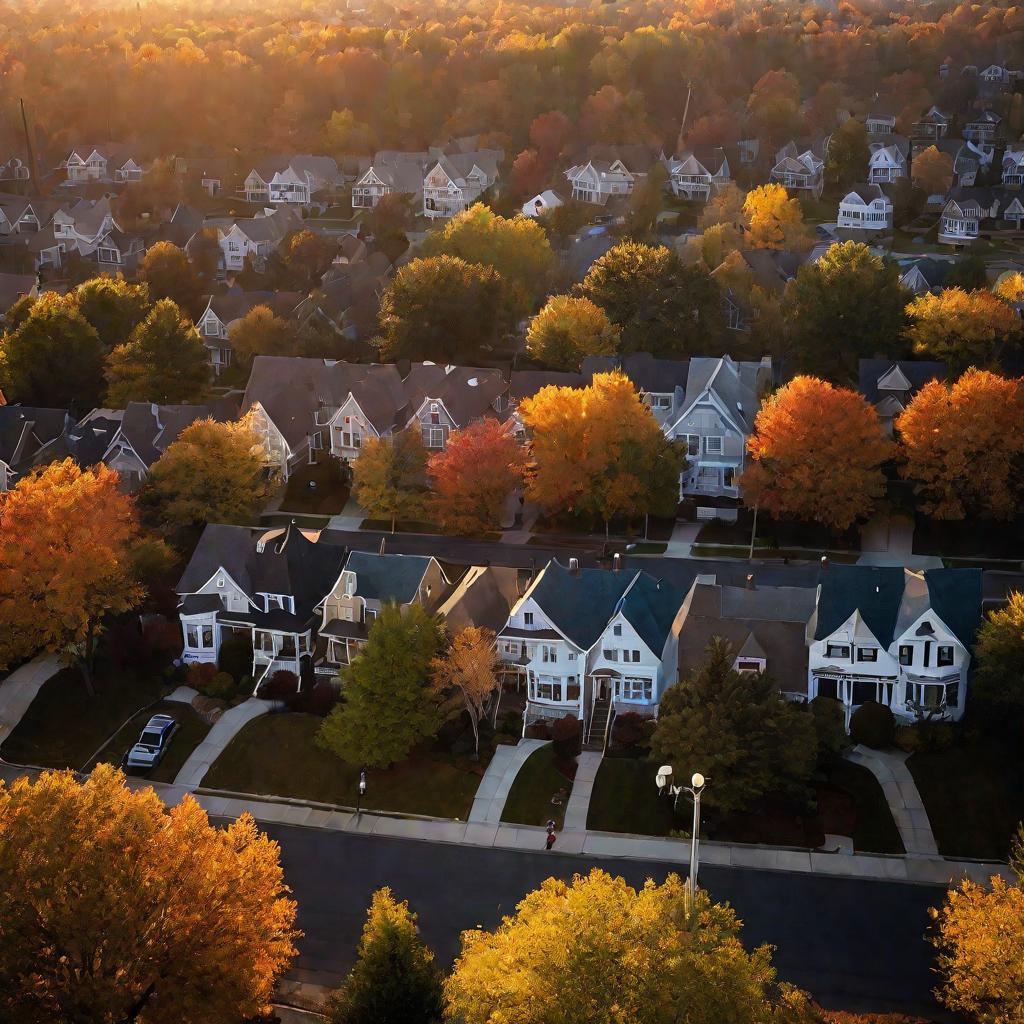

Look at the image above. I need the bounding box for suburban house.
[865,105,897,135]
[436,565,524,635]
[292,256,392,345]
[521,190,564,218]
[1002,193,1024,230]
[672,576,816,699]
[0,271,38,319]
[177,523,348,689]
[324,363,409,462]
[352,152,427,209]
[315,551,451,675]
[62,145,143,184]
[836,183,893,233]
[0,195,53,234]
[214,206,301,273]
[402,363,509,452]
[770,141,825,198]
[507,370,585,441]
[268,157,343,206]
[940,139,995,188]
[422,149,502,219]
[868,142,908,183]
[580,353,690,424]
[564,145,660,205]
[18,410,121,481]
[195,288,302,373]
[1002,145,1024,186]
[0,156,30,183]
[665,147,731,201]
[898,257,950,296]
[938,187,1002,245]
[980,64,1019,90]
[806,565,982,726]
[663,354,772,499]
[912,106,952,142]
[857,359,947,436]
[102,400,238,490]
[498,559,684,744]
[963,110,1003,144]
[0,406,71,491]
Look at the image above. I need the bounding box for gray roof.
[858,360,946,406]
[118,400,238,469]
[581,353,689,394]
[681,355,769,433]
[0,406,70,467]
[205,288,301,327]
[344,550,434,604]
[0,272,36,313]
[402,363,507,427]
[437,566,522,634]
[509,370,584,401]
[813,565,907,645]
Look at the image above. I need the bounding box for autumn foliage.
[742,376,893,531]
[0,765,299,1023]
[428,419,526,535]
[896,369,1024,520]
[905,288,1021,370]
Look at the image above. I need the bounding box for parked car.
[125,714,178,770]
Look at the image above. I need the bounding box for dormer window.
[937,645,955,667]
[825,643,850,659]
[217,578,225,588]
[857,647,878,662]
[613,623,622,637]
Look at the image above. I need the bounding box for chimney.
[613,553,622,573]
[569,557,580,576]
[746,573,755,590]
[821,555,829,571]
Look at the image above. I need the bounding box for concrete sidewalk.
[846,745,939,857]
[0,654,62,746]
[468,738,547,823]
[562,751,602,830]
[172,697,274,788]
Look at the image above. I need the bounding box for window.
[852,680,882,705]
[825,643,850,659]
[621,677,653,701]
[856,647,878,662]
[523,612,534,626]
[937,645,955,667]
[816,677,841,700]
[216,578,225,588]
[899,645,913,666]
[602,649,618,662]
[309,431,323,450]
[186,623,214,649]
[501,640,518,657]
[612,623,622,637]
[909,682,945,710]
[266,595,284,611]
[365,609,377,624]
[532,677,562,702]
[704,435,724,455]
[627,650,641,663]
[683,434,700,457]
[945,681,960,708]
[736,660,762,673]
[541,645,557,663]
[651,395,671,410]
[422,426,444,448]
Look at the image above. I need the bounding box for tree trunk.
[117,981,157,1024]
[470,709,480,761]
[78,620,97,698]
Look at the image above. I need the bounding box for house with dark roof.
[858,359,947,436]
[581,353,690,422]
[352,151,428,209]
[0,271,37,319]
[0,406,71,490]
[176,522,348,688]
[672,576,817,698]
[17,410,121,480]
[912,106,952,143]
[770,140,826,198]
[403,363,510,452]
[564,144,661,206]
[436,565,524,635]
[806,565,982,725]
[195,288,303,374]
[102,400,238,490]
[315,551,452,674]
[498,559,685,743]
[898,258,950,296]
[422,147,502,219]
[665,147,731,202]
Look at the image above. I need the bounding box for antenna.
[676,81,694,154]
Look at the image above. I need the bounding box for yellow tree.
[0,461,143,695]
[742,183,812,251]
[994,271,1024,303]
[742,377,894,531]
[525,294,620,371]
[905,288,1021,370]
[430,626,501,758]
[911,145,954,196]
[0,765,299,1024]
[896,370,1024,520]
[352,430,429,532]
[445,868,818,1024]
[931,828,1024,1024]
[519,371,685,535]
[698,182,746,231]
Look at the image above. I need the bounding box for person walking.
[545,820,557,851]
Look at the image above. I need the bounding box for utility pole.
[20,98,44,196]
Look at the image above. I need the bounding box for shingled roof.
[813,565,907,645]
[343,551,436,604]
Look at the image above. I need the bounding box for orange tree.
[0,460,143,694]
[519,371,685,535]
[896,369,1024,520]
[0,765,299,1024]
[741,376,893,531]
[905,288,1020,371]
[428,418,526,536]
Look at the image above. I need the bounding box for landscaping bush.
[525,720,551,741]
[499,709,523,737]
[218,633,254,684]
[186,662,218,689]
[204,672,237,701]
[142,616,183,658]
[850,701,896,749]
[811,697,849,764]
[896,718,955,755]
[611,711,655,752]
[551,715,582,758]
[293,680,340,716]
[258,669,300,701]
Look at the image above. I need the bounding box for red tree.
[529,111,573,161]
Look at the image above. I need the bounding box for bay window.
[531,676,562,702]
[620,677,653,701]
[186,623,214,649]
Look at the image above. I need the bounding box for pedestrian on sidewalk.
[545,819,557,851]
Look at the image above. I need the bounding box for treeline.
[1,0,1023,169]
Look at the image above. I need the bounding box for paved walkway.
[326,496,364,532]
[857,512,942,569]
[468,738,547,823]
[562,752,602,830]
[172,698,274,788]
[845,745,939,857]
[664,522,700,558]
[0,654,62,746]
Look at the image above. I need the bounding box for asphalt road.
[251,822,953,1020]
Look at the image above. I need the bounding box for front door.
[594,678,610,703]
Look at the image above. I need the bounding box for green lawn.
[587,756,676,836]
[824,761,904,855]
[87,700,212,784]
[501,745,573,828]
[691,544,860,563]
[2,663,167,771]
[280,460,351,515]
[203,713,483,819]
[908,742,1024,861]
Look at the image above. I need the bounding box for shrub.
[293,680,340,716]
[143,616,183,657]
[811,697,849,764]
[186,661,218,689]
[500,709,523,736]
[204,671,236,701]
[259,669,299,701]
[611,711,654,751]
[849,701,896,749]
[551,714,582,758]
[525,720,551,741]
[218,632,254,683]
[897,717,955,754]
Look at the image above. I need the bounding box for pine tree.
[324,888,444,1024]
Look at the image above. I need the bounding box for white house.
[806,565,982,726]
[857,359,947,436]
[62,146,141,184]
[214,206,300,273]
[837,183,893,232]
[665,148,731,202]
[422,150,501,219]
[938,188,1000,245]
[770,142,825,198]
[912,106,951,142]
[267,156,343,206]
[194,288,301,373]
[865,106,897,135]
[663,355,772,499]
[498,559,684,744]
[565,158,634,205]
[176,523,348,691]
[1002,146,1024,186]
[521,190,564,218]
[352,153,426,209]
[963,110,1002,144]
[868,144,907,184]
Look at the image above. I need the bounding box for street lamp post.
[685,772,706,912]
[356,769,367,817]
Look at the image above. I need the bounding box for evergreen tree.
[324,888,444,1024]
[74,275,151,349]
[316,604,443,768]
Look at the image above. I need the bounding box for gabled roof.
[0,272,37,313]
[841,182,887,205]
[676,354,768,433]
[509,370,584,402]
[615,573,685,657]
[343,550,435,604]
[898,258,950,291]
[203,287,301,326]
[581,352,689,394]
[402,363,507,427]
[813,565,907,645]
[117,400,238,468]
[437,565,522,634]
[0,406,69,466]
[858,359,946,405]
[924,568,983,649]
